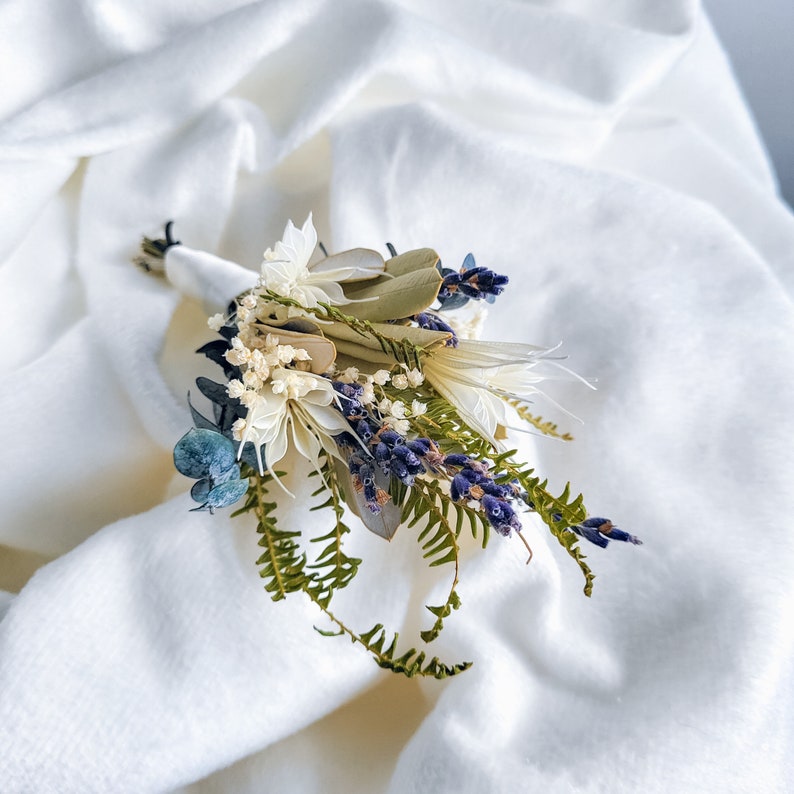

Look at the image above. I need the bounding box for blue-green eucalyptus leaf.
[187,392,219,432]
[196,339,239,380]
[174,428,237,479]
[196,377,234,409]
[206,478,250,508]
[190,478,211,503]
[213,461,242,485]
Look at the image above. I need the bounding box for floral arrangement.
[139,215,640,679]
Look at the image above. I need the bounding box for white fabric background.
[1,1,793,791]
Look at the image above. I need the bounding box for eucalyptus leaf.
[196,339,239,379]
[206,478,250,508]
[212,461,242,484]
[196,377,234,409]
[191,478,211,503]
[437,292,469,312]
[341,266,442,322]
[327,320,450,351]
[187,392,219,432]
[383,248,439,278]
[174,428,238,480]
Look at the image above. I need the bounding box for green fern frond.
[402,478,463,643]
[414,393,595,595]
[242,468,470,677]
[331,621,471,678]
[248,476,311,601]
[307,460,362,607]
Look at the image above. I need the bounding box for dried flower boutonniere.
[137,214,640,679]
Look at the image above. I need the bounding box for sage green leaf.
[341,264,442,322]
[326,320,450,351]
[327,321,450,367]
[383,248,439,277]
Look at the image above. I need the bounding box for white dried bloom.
[391,419,410,435]
[240,390,260,409]
[227,379,246,399]
[259,214,384,312]
[406,368,424,388]
[231,418,247,441]
[391,374,409,390]
[411,400,427,416]
[236,368,349,477]
[378,397,393,415]
[242,369,262,389]
[338,366,360,384]
[207,313,225,332]
[372,370,391,385]
[240,293,257,309]
[225,337,252,366]
[389,400,407,419]
[360,382,375,405]
[276,345,299,364]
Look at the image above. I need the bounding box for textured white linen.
[1,1,793,792]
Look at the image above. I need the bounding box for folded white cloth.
[1,1,793,792]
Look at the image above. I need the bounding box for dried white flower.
[411,400,427,416]
[231,418,247,441]
[225,337,252,366]
[207,313,225,332]
[338,366,360,384]
[391,419,410,435]
[227,379,246,399]
[406,368,424,388]
[389,400,407,419]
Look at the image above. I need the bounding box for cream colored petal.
[309,248,386,281]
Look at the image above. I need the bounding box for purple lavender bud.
[358,463,379,510]
[444,453,470,467]
[458,468,484,484]
[391,458,413,485]
[605,527,642,545]
[438,271,462,299]
[355,419,374,442]
[379,429,402,446]
[332,381,363,399]
[414,313,458,347]
[575,524,610,548]
[407,438,432,455]
[481,495,515,537]
[392,444,421,470]
[334,432,357,450]
[374,442,391,475]
[480,480,512,499]
[581,517,610,529]
[348,456,361,475]
[343,400,364,419]
[450,473,471,502]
